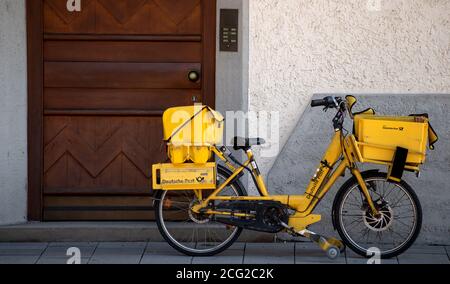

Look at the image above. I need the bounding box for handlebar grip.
[311,99,327,108]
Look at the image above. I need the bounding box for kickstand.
[280,222,345,260]
[297,229,346,259]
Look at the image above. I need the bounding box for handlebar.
[311,96,339,109]
[311,96,348,130]
[311,99,327,108]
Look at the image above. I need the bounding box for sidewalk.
[0,242,449,264]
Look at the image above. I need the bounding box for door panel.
[44,41,202,63]
[44,0,202,35]
[44,89,201,111]
[44,62,202,89]
[32,0,216,221]
[44,116,165,195]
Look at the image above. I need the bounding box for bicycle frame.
[191,130,380,232]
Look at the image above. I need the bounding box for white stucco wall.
[248,0,450,177]
[0,0,28,225]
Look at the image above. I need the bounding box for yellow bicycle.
[152,96,437,259]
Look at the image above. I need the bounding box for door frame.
[26,0,217,221]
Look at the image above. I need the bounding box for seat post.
[246,149,270,197]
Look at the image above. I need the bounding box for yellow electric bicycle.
[152,96,437,259]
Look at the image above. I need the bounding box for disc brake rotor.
[363,204,394,232]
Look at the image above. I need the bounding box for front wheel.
[333,171,422,259]
[154,165,247,256]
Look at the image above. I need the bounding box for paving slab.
[140,255,193,264]
[0,243,48,249]
[0,243,48,256]
[0,255,40,264]
[37,257,90,264]
[146,242,177,253]
[192,249,244,264]
[0,241,448,264]
[205,242,246,250]
[296,258,346,264]
[346,257,398,265]
[41,245,97,258]
[403,245,448,255]
[398,253,450,264]
[90,255,144,264]
[48,242,98,248]
[140,252,193,264]
[143,242,192,264]
[89,243,146,264]
[345,249,369,258]
[96,242,147,249]
[244,243,295,264]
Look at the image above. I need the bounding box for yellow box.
[166,145,212,165]
[163,105,224,146]
[354,115,429,165]
[189,146,212,164]
[152,163,217,190]
[167,145,189,164]
[163,105,224,164]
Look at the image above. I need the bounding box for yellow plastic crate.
[163,105,224,164]
[152,163,217,190]
[354,115,429,165]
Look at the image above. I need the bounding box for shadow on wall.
[268,94,450,245]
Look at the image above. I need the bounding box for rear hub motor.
[188,200,210,224]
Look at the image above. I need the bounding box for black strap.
[389,147,408,182]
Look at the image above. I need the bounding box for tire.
[332,171,422,259]
[154,165,247,257]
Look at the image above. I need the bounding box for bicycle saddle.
[233,137,266,150]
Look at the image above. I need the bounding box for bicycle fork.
[352,169,380,216]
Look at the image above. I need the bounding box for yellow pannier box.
[354,115,429,165]
[152,163,217,190]
[163,105,224,164]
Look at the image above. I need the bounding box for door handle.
[188,70,201,83]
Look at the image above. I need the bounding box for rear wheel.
[333,171,422,259]
[154,165,247,256]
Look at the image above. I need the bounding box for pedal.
[297,229,345,260]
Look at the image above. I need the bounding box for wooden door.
[27,0,216,220]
